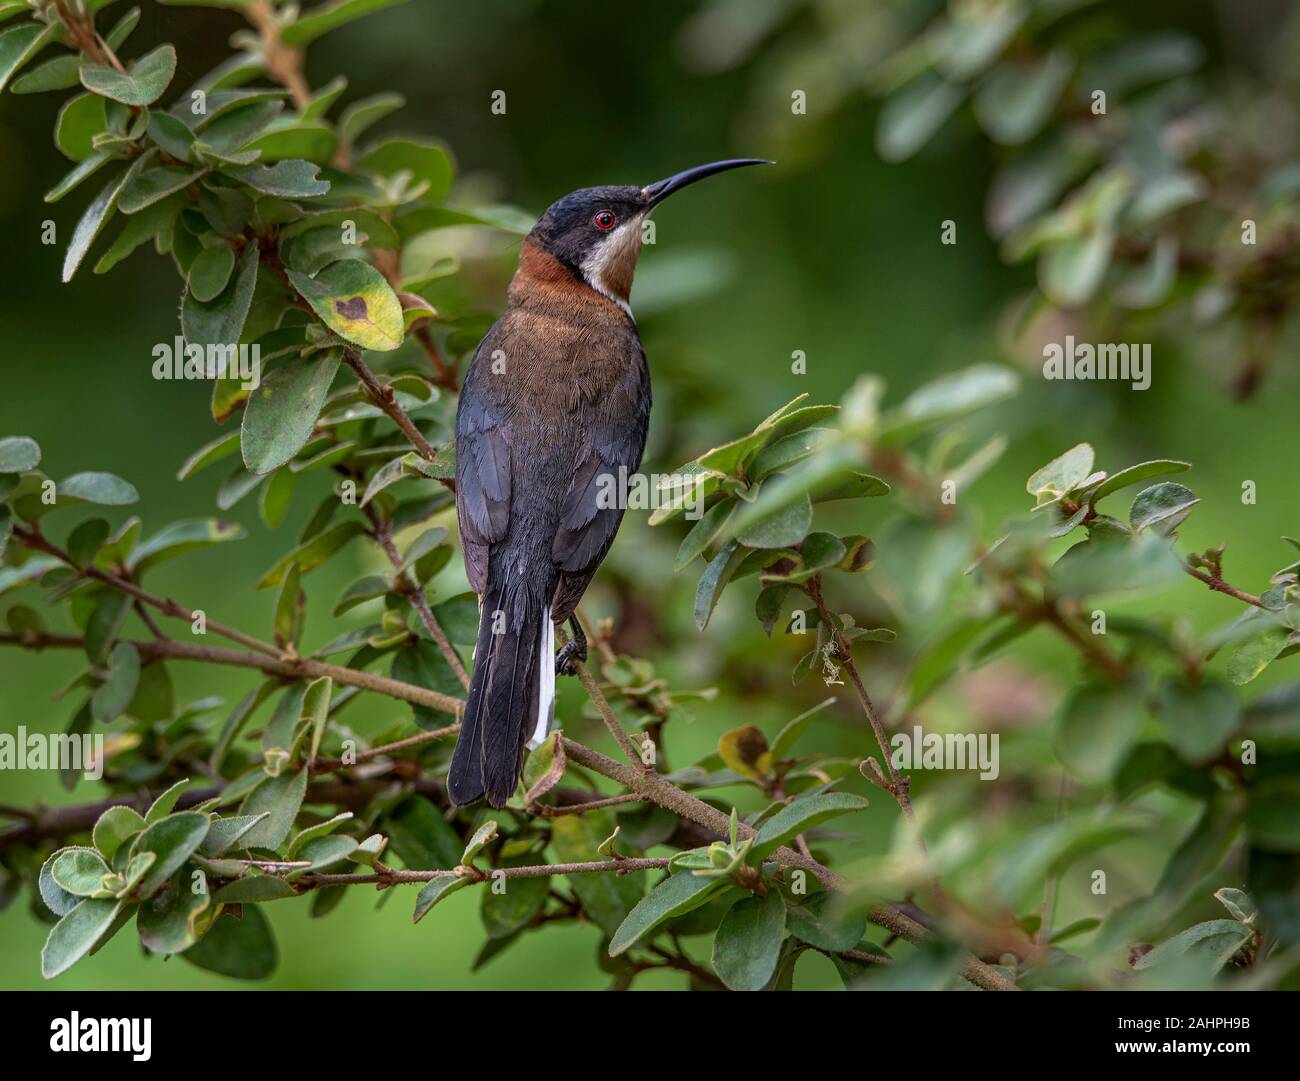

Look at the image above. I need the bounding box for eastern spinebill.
[449,158,770,807]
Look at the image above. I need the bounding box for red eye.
[593,210,616,230]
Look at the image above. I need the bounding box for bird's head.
[525,158,771,310]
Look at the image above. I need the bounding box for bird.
[448,158,771,807]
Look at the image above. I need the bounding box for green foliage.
[2,0,1298,993]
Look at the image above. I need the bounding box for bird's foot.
[555,636,587,676]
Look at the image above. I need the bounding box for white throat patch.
[579,215,644,320]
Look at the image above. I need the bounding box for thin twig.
[557,624,643,767]
[342,348,446,472]
[12,525,280,658]
[362,504,470,689]
[1183,563,1268,609]
[0,632,463,718]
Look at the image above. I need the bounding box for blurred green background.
[1,0,1295,989]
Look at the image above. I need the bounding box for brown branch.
[11,525,281,658]
[246,0,311,111]
[311,724,460,773]
[805,577,919,828]
[534,794,642,818]
[342,348,447,473]
[0,632,463,719]
[362,504,470,689]
[1183,563,1268,609]
[558,624,643,767]
[297,857,671,890]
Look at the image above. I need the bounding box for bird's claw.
[555,638,586,676]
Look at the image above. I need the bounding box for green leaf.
[181,239,259,350]
[55,91,107,162]
[138,873,212,954]
[274,561,304,649]
[356,135,453,202]
[877,365,1019,445]
[59,470,139,506]
[66,517,109,567]
[120,165,198,213]
[42,899,124,979]
[286,811,353,857]
[199,812,268,856]
[285,834,358,878]
[287,261,404,352]
[481,859,550,939]
[550,811,644,938]
[1228,626,1288,686]
[178,431,241,480]
[281,0,409,46]
[711,890,786,990]
[188,244,236,302]
[12,52,80,94]
[972,50,1072,145]
[51,848,111,896]
[608,871,731,956]
[390,638,462,726]
[1132,919,1251,974]
[1056,683,1143,781]
[0,435,40,473]
[461,820,498,865]
[145,778,190,824]
[1049,531,1184,598]
[769,698,835,760]
[386,795,463,870]
[92,805,146,861]
[39,850,84,917]
[79,43,176,106]
[63,163,139,282]
[750,792,869,863]
[1156,677,1239,764]
[1130,482,1199,535]
[1042,226,1114,307]
[231,159,330,197]
[256,520,365,589]
[694,540,745,631]
[183,904,277,979]
[303,675,332,762]
[412,875,471,923]
[1090,460,1190,503]
[876,73,964,162]
[735,493,813,549]
[128,812,211,899]
[787,890,868,952]
[261,682,307,776]
[127,518,246,575]
[1214,887,1256,924]
[239,768,308,849]
[339,91,404,147]
[91,641,140,724]
[83,591,130,666]
[0,19,60,94]
[241,348,343,474]
[1027,443,1094,507]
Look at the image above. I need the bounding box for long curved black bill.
[641,158,773,208]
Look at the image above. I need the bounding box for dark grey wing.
[455,335,512,596]
[550,357,650,622]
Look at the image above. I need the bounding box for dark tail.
[448,577,551,808]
